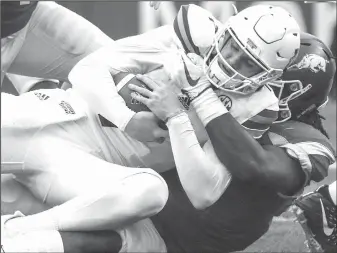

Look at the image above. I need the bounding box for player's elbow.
[187,183,219,210]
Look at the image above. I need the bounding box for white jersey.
[1,89,101,165]
[69,40,278,172]
[67,4,280,171]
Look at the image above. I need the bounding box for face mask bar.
[318,97,329,111]
[203,25,283,94]
[269,79,312,123]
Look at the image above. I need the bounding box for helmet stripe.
[173,5,200,55]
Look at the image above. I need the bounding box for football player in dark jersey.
[261,33,336,253]
[130,32,336,252]
[287,32,337,252]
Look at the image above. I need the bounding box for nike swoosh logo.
[182,56,200,87]
[320,199,334,236]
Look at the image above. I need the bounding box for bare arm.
[205,114,335,195]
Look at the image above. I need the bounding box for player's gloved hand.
[125,111,168,143]
[149,1,161,10]
[129,75,186,123]
[173,53,211,101]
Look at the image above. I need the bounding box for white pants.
[1,1,113,92]
[1,175,167,253]
[1,91,167,252]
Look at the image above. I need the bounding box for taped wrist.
[191,88,228,126]
[181,77,210,101]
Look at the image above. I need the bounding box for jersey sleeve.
[281,141,336,185]
[241,101,279,139]
[266,122,336,186]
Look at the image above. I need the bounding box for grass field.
[242,99,336,253]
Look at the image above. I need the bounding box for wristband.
[191,88,228,126]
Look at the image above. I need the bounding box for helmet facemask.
[269,79,312,122]
[203,26,283,95]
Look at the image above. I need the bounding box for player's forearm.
[191,89,269,182]
[68,47,135,131]
[167,112,225,209]
[205,114,269,182]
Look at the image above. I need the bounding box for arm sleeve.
[167,112,231,209]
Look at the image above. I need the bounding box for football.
[113,72,151,112]
[113,72,167,130]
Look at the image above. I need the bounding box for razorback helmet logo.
[292,54,329,73]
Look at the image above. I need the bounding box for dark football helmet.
[269,32,336,122]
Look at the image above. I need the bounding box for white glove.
[174,53,211,101]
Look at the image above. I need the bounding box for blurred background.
[58,0,337,96]
[1,2,336,251]
[62,0,337,94]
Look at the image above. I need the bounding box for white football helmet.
[203,5,301,95]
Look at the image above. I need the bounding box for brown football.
[114,72,151,112]
[113,72,167,130]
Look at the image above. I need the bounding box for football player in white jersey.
[67,4,300,160]
[2,32,335,253]
[2,4,301,253]
[1,1,166,143]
